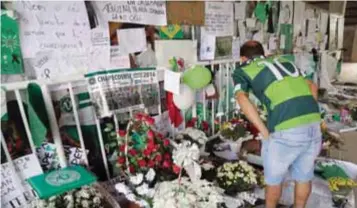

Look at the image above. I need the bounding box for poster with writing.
[89,27,111,72]
[86,68,158,118]
[110,46,131,69]
[93,1,167,26]
[14,1,91,58]
[204,2,234,37]
[1,154,43,208]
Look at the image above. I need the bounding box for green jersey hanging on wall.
[1,10,23,74]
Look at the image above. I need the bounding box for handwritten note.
[33,51,61,80]
[89,27,111,72]
[204,2,234,36]
[234,2,247,20]
[117,28,147,55]
[14,1,91,58]
[200,29,216,60]
[1,154,43,208]
[164,70,181,95]
[93,1,167,26]
[232,37,240,60]
[110,46,131,69]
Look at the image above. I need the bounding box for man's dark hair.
[240,40,265,59]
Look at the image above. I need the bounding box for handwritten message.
[88,27,111,72]
[14,1,91,58]
[204,2,234,36]
[1,154,43,208]
[94,1,167,26]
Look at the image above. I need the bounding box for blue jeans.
[262,122,322,185]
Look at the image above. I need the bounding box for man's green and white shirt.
[232,55,320,132]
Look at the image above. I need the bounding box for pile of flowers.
[219,118,248,141]
[30,185,106,208]
[153,177,224,208]
[116,113,179,178]
[321,122,344,151]
[216,161,261,195]
[186,117,210,135]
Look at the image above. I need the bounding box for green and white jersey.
[232,55,320,132]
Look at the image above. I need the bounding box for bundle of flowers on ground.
[219,118,248,141]
[153,177,224,208]
[216,161,263,196]
[321,121,344,151]
[186,117,210,135]
[30,185,108,208]
[174,127,209,149]
[116,113,179,179]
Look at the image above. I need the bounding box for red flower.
[157,133,163,139]
[202,121,209,130]
[143,148,151,157]
[155,154,162,162]
[118,130,127,137]
[129,165,135,173]
[164,153,171,160]
[148,160,155,168]
[163,139,170,146]
[145,117,155,126]
[147,130,155,139]
[118,157,126,164]
[147,142,155,151]
[119,145,126,152]
[135,113,144,121]
[162,160,171,168]
[172,164,181,174]
[128,149,137,156]
[138,159,147,167]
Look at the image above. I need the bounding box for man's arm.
[306,80,318,100]
[236,92,270,139]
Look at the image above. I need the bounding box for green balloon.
[182,65,212,89]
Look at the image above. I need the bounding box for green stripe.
[267,95,319,132]
[78,102,92,109]
[241,58,266,80]
[265,76,312,109]
[275,113,321,131]
[76,92,90,101]
[85,67,155,77]
[251,65,276,94]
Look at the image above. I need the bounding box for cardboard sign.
[1,154,43,208]
[166,1,205,25]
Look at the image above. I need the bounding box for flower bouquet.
[30,185,113,208]
[186,117,210,135]
[219,119,248,141]
[321,122,344,152]
[216,161,261,196]
[116,113,179,181]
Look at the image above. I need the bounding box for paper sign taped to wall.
[1,154,43,208]
[166,1,205,25]
[204,2,234,36]
[93,1,167,26]
[89,27,111,72]
[14,1,91,58]
[200,29,216,61]
[117,28,147,55]
[155,40,197,68]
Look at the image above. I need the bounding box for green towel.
[27,165,96,199]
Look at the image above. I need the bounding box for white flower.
[115,183,132,195]
[135,183,150,196]
[93,196,101,204]
[130,173,144,185]
[201,162,215,170]
[145,168,156,182]
[81,200,90,208]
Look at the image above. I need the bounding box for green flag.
[1,10,23,74]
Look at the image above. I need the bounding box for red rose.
[172,164,181,174]
[128,149,137,156]
[155,154,162,162]
[145,117,155,126]
[202,121,209,130]
[118,157,126,164]
[138,159,146,167]
[163,139,170,146]
[119,145,126,152]
[147,130,155,139]
[118,130,127,137]
[135,113,144,121]
[162,160,171,168]
[147,141,155,151]
[157,133,163,139]
[143,148,151,157]
[164,153,171,160]
[148,160,155,168]
[129,165,135,173]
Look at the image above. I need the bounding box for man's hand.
[236,92,270,139]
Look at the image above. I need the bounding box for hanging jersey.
[232,55,320,132]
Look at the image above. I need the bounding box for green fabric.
[232,56,320,132]
[27,165,96,199]
[265,76,312,109]
[280,24,293,53]
[27,83,50,147]
[254,2,269,23]
[316,164,350,180]
[1,10,23,74]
